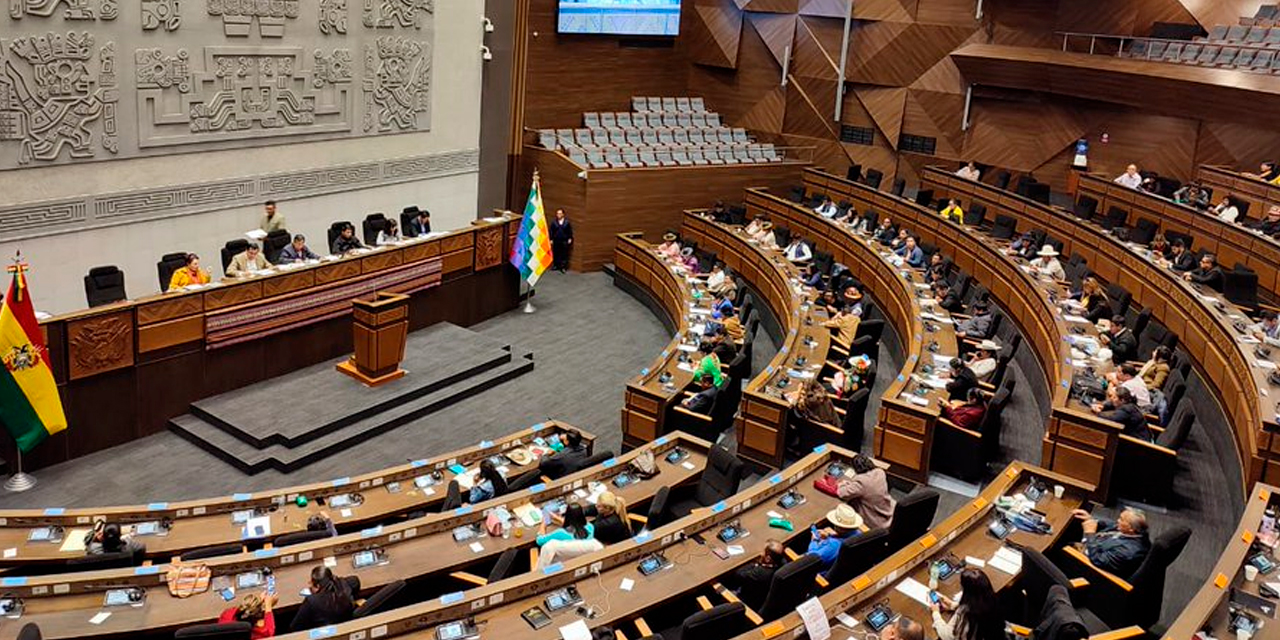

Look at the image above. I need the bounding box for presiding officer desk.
[0,423,593,568]
[802,170,1130,500]
[922,166,1280,490]
[30,214,522,468]
[1164,483,1280,639]
[735,189,957,484]
[727,462,1113,640]
[677,212,833,469]
[265,443,867,640]
[0,433,710,639]
[1077,170,1280,300]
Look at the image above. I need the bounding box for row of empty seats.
[542,126,749,150]
[586,110,723,130]
[567,143,781,168]
[1126,39,1280,72]
[630,95,709,113]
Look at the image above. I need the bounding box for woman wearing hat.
[680,246,701,273]
[966,340,1000,381]
[1028,245,1065,281]
[808,504,863,570]
[658,232,681,258]
[750,220,778,249]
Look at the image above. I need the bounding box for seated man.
[405,206,432,236]
[537,431,591,479]
[1172,184,1208,209]
[894,236,925,268]
[814,196,839,219]
[933,281,964,314]
[279,234,319,263]
[705,261,728,294]
[1091,386,1151,441]
[955,161,980,181]
[1251,205,1280,236]
[945,357,978,402]
[967,340,999,381]
[682,373,719,414]
[807,504,863,573]
[1108,363,1152,411]
[1163,240,1196,272]
[331,224,364,255]
[1183,253,1223,291]
[731,540,787,610]
[835,453,895,529]
[883,617,926,640]
[1100,315,1138,366]
[1028,245,1066,281]
[1253,310,1280,347]
[226,242,271,277]
[1070,507,1151,579]
[1114,164,1143,189]
[956,301,994,339]
[784,236,813,264]
[873,217,897,245]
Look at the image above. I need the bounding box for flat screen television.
[557,0,681,37]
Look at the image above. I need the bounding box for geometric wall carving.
[1,0,434,171]
[0,148,478,242]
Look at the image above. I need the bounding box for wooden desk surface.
[731,462,1093,640]
[921,166,1277,491]
[0,434,710,639]
[0,423,591,566]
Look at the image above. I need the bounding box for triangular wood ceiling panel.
[903,89,968,157]
[910,56,965,94]
[851,0,913,22]
[690,8,787,131]
[740,0,800,13]
[748,12,797,67]
[857,86,907,148]
[791,16,841,79]
[798,0,849,18]
[689,1,745,68]
[916,0,981,25]
[849,23,978,86]
[1178,0,1261,31]
[783,76,839,139]
[739,86,788,134]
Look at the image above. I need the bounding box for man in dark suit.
[683,373,719,414]
[1184,253,1224,291]
[537,431,591,479]
[945,358,978,402]
[1071,507,1151,579]
[404,207,432,237]
[1165,240,1196,272]
[731,540,786,610]
[933,281,963,314]
[1101,315,1138,366]
[1091,386,1151,441]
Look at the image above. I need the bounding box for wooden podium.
[336,292,409,386]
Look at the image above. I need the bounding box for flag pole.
[523,285,536,313]
[5,448,35,493]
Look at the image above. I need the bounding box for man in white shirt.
[968,340,1000,380]
[1113,364,1152,411]
[955,161,981,181]
[1212,196,1239,223]
[814,197,839,219]
[784,237,813,263]
[1114,164,1143,190]
[1253,311,1280,347]
[705,262,727,293]
[1029,245,1066,281]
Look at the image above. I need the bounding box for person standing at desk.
[168,253,210,291]
[279,234,319,263]
[226,243,271,277]
[404,206,432,237]
[260,200,286,234]
[550,209,574,272]
[331,224,364,255]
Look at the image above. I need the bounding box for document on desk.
[988,546,1023,575]
[514,503,542,527]
[796,596,832,640]
[677,344,699,352]
[900,393,930,407]
[89,612,112,625]
[1062,314,1091,324]
[560,619,592,640]
[1256,360,1279,370]
[895,577,933,607]
[60,530,89,553]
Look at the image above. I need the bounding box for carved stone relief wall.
[0,0,433,171]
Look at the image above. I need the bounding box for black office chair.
[65,548,143,570]
[219,239,249,273]
[824,528,891,588]
[362,213,387,245]
[1073,195,1098,220]
[353,579,406,618]
[173,622,252,639]
[400,205,423,233]
[994,171,1011,190]
[886,488,940,552]
[506,468,543,491]
[16,624,42,640]
[1129,217,1158,245]
[758,554,822,620]
[440,480,463,512]
[914,189,934,208]
[261,229,290,264]
[273,530,331,548]
[641,485,672,531]
[156,252,188,290]
[678,602,752,640]
[180,543,245,561]
[891,178,906,197]
[1100,206,1128,231]
[1012,549,1104,632]
[964,203,987,227]
[672,445,743,517]
[1224,263,1259,310]
[84,266,126,307]
[1027,182,1051,204]
[788,186,806,203]
[839,387,871,452]
[863,169,884,190]
[847,319,885,359]
[488,548,520,582]
[846,164,863,183]
[990,214,1017,240]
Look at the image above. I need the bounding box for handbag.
[813,474,841,497]
[630,450,660,479]
[166,563,212,598]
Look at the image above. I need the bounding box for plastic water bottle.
[928,562,940,591]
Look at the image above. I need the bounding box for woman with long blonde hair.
[590,491,634,544]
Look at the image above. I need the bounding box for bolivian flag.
[0,267,66,452]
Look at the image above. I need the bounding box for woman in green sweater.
[694,341,724,388]
[537,504,595,547]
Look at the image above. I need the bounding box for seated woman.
[931,569,1004,640]
[657,232,682,258]
[750,220,778,249]
[941,387,987,431]
[585,492,633,544]
[1070,276,1112,324]
[787,380,839,426]
[940,199,964,224]
[744,216,768,237]
[167,253,211,291]
[835,453,895,530]
[679,247,701,273]
[219,592,276,639]
[537,503,595,547]
[1148,232,1171,260]
[468,459,509,504]
[289,567,356,631]
[693,341,724,388]
[86,522,145,556]
[376,219,402,245]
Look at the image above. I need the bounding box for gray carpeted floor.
[0,271,1236,626]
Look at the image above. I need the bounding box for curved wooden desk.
[262,443,862,640]
[1164,484,1278,638]
[0,423,592,567]
[922,166,1280,490]
[614,234,704,449]
[677,213,832,469]
[728,462,1097,640]
[0,434,709,639]
[803,170,1125,500]
[30,216,521,468]
[1198,163,1280,237]
[737,189,955,483]
[1076,172,1280,299]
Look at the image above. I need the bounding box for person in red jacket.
[218,592,276,639]
[941,388,987,430]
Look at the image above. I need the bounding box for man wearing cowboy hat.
[808,503,863,572]
[1029,244,1066,281]
[967,339,1000,380]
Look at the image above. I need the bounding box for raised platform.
[170,323,534,474]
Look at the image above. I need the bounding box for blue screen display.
[558,0,681,36]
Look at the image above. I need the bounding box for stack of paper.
[895,577,933,606]
[988,546,1023,575]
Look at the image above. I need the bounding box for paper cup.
[1053,485,1065,499]
[1245,564,1260,581]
